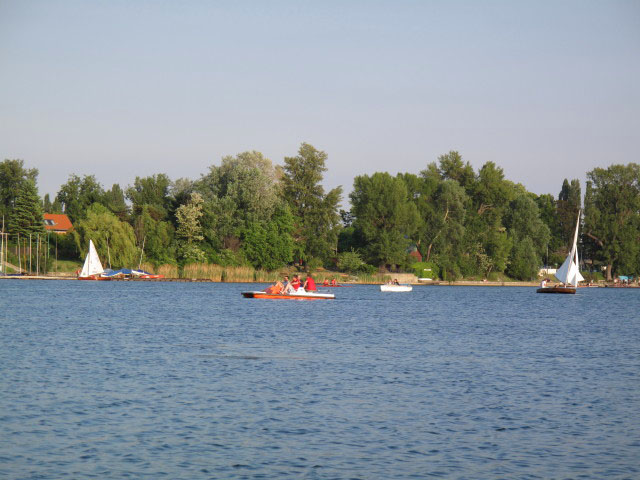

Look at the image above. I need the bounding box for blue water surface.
[1,280,639,479]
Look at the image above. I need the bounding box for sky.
[1,0,638,204]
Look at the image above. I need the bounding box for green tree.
[197,151,281,252]
[8,180,45,236]
[504,194,550,280]
[0,159,38,224]
[133,205,175,265]
[281,143,343,263]
[507,236,539,280]
[535,193,562,265]
[436,151,475,189]
[175,192,206,264]
[43,194,52,214]
[103,184,129,220]
[464,162,516,276]
[55,174,105,223]
[557,179,581,247]
[126,174,172,217]
[583,164,640,280]
[337,250,368,274]
[350,172,420,269]
[73,203,138,268]
[241,204,295,271]
[420,179,468,267]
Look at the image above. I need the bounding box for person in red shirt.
[303,275,317,291]
[290,275,301,291]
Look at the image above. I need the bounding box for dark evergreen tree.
[0,159,38,225]
[557,178,581,248]
[8,180,45,236]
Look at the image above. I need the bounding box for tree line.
[1,145,638,281]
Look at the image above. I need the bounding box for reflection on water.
[0,281,639,478]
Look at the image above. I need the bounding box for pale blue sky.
[1,0,638,202]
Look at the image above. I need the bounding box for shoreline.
[1,275,632,287]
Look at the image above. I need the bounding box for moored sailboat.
[537,211,583,294]
[77,239,107,280]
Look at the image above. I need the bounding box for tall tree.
[0,159,38,224]
[464,162,516,276]
[241,204,295,271]
[350,172,420,269]
[504,194,550,280]
[133,205,175,265]
[43,194,52,214]
[197,151,281,251]
[583,163,640,280]
[420,179,468,278]
[103,184,129,220]
[55,174,105,223]
[557,178,581,248]
[126,174,172,217]
[8,180,45,236]
[437,151,475,190]
[281,143,342,263]
[175,192,206,264]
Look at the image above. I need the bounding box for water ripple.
[0,282,639,478]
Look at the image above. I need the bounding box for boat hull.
[380,284,413,292]
[242,291,335,300]
[536,287,576,294]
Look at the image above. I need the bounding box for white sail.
[80,240,104,277]
[554,211,584,287]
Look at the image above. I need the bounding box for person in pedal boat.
[303,274,317,291]
[323,278,329,286]
[290,275,302,291]
[265,275,289,294]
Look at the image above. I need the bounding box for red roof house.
[43,213,73,234]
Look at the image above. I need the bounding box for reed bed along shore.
[142,263,400,284]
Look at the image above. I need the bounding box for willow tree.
[73,203,138,269]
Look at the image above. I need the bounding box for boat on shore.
[242,289,335,300]
[537,211,583,294]
[77,240,109,281]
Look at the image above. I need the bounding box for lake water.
[1,280,639,479]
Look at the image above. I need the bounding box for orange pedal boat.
[241,290,335,300]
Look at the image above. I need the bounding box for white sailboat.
[537,210,584,294]
[78,239,106,280]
